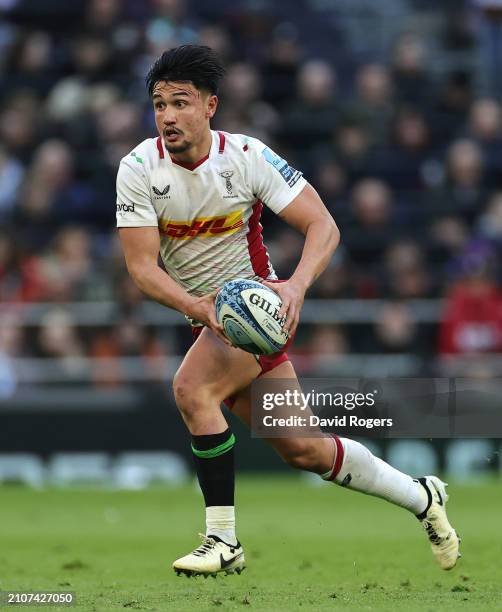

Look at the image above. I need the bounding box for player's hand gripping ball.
[215,278,289,354]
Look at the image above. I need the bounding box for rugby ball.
[215,278,289,355]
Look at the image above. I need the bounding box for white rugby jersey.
[116,130,307,296]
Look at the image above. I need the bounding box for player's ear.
[205,94,218,119]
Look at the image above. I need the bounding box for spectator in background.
[1,30,55,98]
[145,0,199,57]
[0,93,39,164]
[392,33,431,108]
[266,229,305,279]
[370,301,423,354]
[312,158,347,216]
[91,319,165,359]
[17,139,105,243]
[261,23,302,107]
[281,59,338,151]
[344,178,397,273]
[104,233,146,312]
[96,98,143,169]
[439,239,502,354]
[198,24,232,64]
[476,192,502,269]
[432,71,474,144]
[428,139,487,225]
[19,140,74,230]
[0,231,45,302]
[308,251,355,299]
[306,325,348,356]
[84,0,123,36]
[89,318,167,386]
[221,2,276,62]
[383,240,433,299]
[466,97,502,184]
[472,0,502,95]
[217,62,278,139]
[113,273,144,314]
[36,309,87,379]
[41,226,110,302]
[0,145,24,220]
[331,120,373,185]
[346,63,394,145]
[428,216,469,283]
[371,106,433,191]
[468,97,502,143]
[71,34,117,84]
[292,324,348,375]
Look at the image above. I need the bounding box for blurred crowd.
[2,0,502,385]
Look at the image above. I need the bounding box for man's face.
[152,80,217,154]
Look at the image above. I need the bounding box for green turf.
[0,476,501,611]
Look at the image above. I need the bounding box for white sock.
[206,506,237,546]
[328,438,428,515]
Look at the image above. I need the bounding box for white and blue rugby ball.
[215,278,289,355]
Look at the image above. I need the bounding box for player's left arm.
[263,183,340,334]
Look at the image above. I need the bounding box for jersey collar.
[158,131,225,171]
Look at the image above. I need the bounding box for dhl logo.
[159,210,244,239]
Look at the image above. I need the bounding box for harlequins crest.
[219,171,234,195]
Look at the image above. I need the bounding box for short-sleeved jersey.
[116,130,306,296]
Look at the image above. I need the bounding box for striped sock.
[321,435,344,481]
[323,437,428,514]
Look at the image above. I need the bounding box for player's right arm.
[119,226,189,312]
[116,155,228,343]
[118,228,227,342]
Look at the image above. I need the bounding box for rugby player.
[116,45,459,576]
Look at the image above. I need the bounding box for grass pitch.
[0,476,501,611]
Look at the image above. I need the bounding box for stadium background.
[1,0,501,482]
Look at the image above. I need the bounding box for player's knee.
[281,440,319,472]
[172,371,208,416]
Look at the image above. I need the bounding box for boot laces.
[192,534,217,557]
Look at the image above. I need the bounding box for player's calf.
[274,437,333,474]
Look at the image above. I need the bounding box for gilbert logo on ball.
[215,279,289,355]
